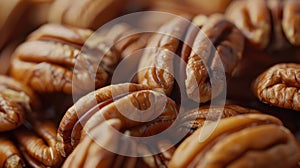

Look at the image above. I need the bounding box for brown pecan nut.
[182,14,244,103]
[175,105,260,136]
[169,114,300,168]
[0,136,25,168]
[138,17,190,95]
[62,119,123,168]
[282,0,300,46]
[13,119,62,167]
[48,0,129,29]
[56,83,148,156]
[252,63,300,111]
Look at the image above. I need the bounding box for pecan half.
[282,0,300,46]
[0,136,25,168]
[138,17,189,95]
[182,14,244,103]
[13,119,62,167]
[253,63,300,111]
[169,114,300,168]
[56,83,148,156]
[175,105,260,136]
[48,0,129,29]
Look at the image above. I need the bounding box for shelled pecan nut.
[169,114,300,168]
[175,105,260,136]
[13,119,62,167]
[181,14,244,103]
[138,17,190,95]
[226,0,300,50]
[48,0,130,29]
[252,63,300,111]
[0,135,25,168]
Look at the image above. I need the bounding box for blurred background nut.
[169,114,300,168]
[181,14,244,103]
[0,135,25,168]
[48,0,130,29]
[253,63,300,111]
[13,118,62,167]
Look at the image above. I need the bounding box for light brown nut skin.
[253,63,300,111]
[0,136,25,168]
[13,119,62,167]
[62,119,122,168]
[0,95,25,132]
[138,17,190,95]
[225,0,271,49]
[10,24,109,95]
[56,83,149,157]
[282,0,300,46]
[169,114,300,168]
[48,0,129,29]
[182,14,244,103]
[175,105,260,135]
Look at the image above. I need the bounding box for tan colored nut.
[0,136,25,168]
[56,83,149,157]
[175,105,260,135]
[169,114,300,168]
[13,119,62,167]
[9,24,109,95]
[225,0,270,49]
[182,14,244,103]
[48,0,129,29]
[253,63,300,111]
[138,17,190,95]
[282,0,300,46]
[62,119,123,168]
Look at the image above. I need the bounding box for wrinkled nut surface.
[175,105,260,135]
[9,24,109,95]
[282,0,300,46]
[13,119,62,167]
[48,0,129,29]
[138,17,189,95]
[226,0,300,50]
[0,136,25,168]
[169,114,300,168]
[56,83,149,157]
[253,63,300,111]
[182,14,244,103]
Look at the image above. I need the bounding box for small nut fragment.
[252,63,300,111]
[182,14,244,103]
[169,114,300,168]
[13,119,62,167]
[282,0,300,46]
[138,17,190,95]
[0,136,25,168]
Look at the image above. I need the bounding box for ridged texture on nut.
[48,0,129,29]
[13,119,62,167]
[253,63,300,111]
[169,114,300,168]
[182,14,244,103]
[138,17,190,95]
[0,136,25,168]
[56,83,149,157]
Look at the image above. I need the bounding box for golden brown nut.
[253,63,300,111]
[282,0,300,46]
[182,14,244,103]
[13,119,62,167]
[56,83,148,156]
[138,17,189,95]
[48,0,129,29]
[169,114,300,168]
[0,136,25,168]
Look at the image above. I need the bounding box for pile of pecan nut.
[1,0,300,167]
